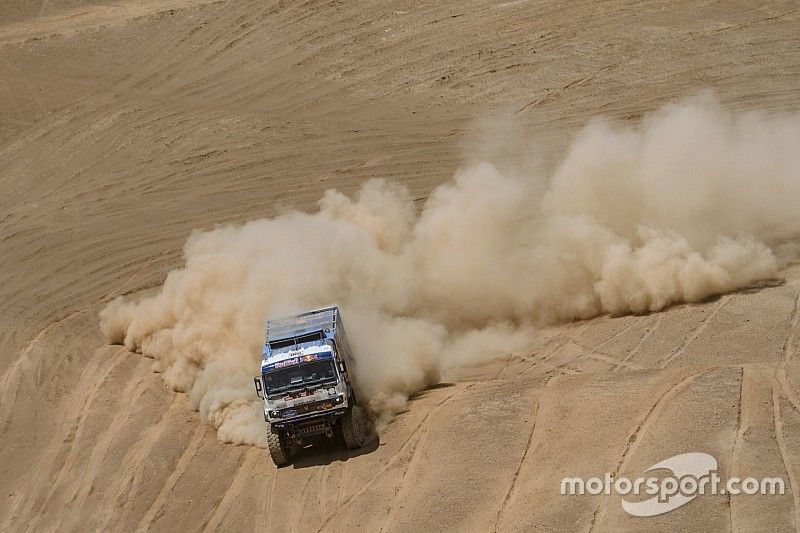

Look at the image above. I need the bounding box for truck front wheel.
[341,405,368,449]
[267,430,291,467]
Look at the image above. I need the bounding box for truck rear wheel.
[267,430,290,467]
[341,405,368,449]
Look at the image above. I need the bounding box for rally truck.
[253,306,371,466]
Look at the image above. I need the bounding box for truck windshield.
[263,360,337,396]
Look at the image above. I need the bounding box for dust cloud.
[100,96,800,446]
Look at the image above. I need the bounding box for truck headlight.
[334,395,344,404]
[269,410,281,418]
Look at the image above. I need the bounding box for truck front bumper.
[271,407,348,439]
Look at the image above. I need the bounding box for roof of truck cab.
[264,305,338,342]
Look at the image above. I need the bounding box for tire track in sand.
[314,384,468,532]
[658,297,730,369]
[729,366,745,530]
[60,359,153,529]
[289,469,325,533]
[613,313,663,372]
[771,383,800,531]
[29,349,133,522]
[1,347,128,532]
[0,306,96,431]
[263,465,279,525]
[518,323,591,378]
[95,396,186,529]
[571,318,648,371]
[135,423,207,532]
[375,434,426,533]
[203,447,261,532]
[493,390,547,532]
[782,289,800,366]
[777,289,800,418]
[588,369,711,531]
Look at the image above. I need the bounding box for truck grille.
[282,400,334,417]
[297,422,326,435]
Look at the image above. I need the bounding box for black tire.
[341,405,368,449]
[267,430,290,467]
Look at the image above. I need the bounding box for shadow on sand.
[289,432,380,469]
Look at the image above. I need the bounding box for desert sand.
[2,1,800,531]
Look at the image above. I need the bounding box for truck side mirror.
[254,377,263,399]
[338,361,346,374]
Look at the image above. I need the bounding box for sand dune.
[2,1,800,531]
